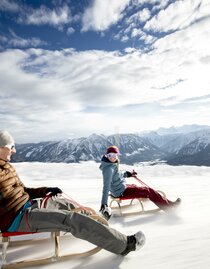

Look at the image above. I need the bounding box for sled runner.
[0,195,108,269]
[109,175,166,217]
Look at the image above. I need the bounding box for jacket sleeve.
[24,186,48,199]
[101,166,114,205]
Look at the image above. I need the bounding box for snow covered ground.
[1,161,210,269]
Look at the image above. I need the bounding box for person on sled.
[0,130,145,256]
[99,145,181,220]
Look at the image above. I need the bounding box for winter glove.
[46,187,62,196]
[100,204,112,220]
[124,171,132,177]
[124,170,138,178]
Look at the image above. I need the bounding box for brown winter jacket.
[0,159,48,232]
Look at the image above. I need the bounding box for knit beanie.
[106,145,120,154]
[0,130,15,148]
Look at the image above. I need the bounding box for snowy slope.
[1,162,210,269]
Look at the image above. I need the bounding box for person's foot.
[163,198,182,212]
[167,198,182,211]
[121,231,146,256]
[172,198,182,207]
[135,231,146,250]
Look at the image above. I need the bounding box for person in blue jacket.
[99,145,181,220]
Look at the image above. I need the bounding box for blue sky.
[0,0,210,143]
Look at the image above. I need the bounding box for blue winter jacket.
[99,156,126,205]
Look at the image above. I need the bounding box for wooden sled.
[109,190,166,217]
[0,208,108,269]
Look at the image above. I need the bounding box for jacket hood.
[100,155,118,170]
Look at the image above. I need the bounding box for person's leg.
[120,184,174,210]
[17,207,127,255]
[39,196,76,210]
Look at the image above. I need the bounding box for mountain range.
[11,124,210,166]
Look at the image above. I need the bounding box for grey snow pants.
[17,198,127,255]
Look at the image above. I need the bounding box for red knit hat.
[106,146,120,154]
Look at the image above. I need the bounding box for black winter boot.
[121,231,146,256]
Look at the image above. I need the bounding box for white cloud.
[138,8,151,22]
[132,0,156,5]
[140,33,156,44]
[1,30,47,48]
[20,5,71,27]
[131,28,143,38]
[1,1,210,141]
[67,27,75,35]
[124,47,137,53]
[151,0,171,11]
[117,7,151,44]
[144,0,210,32]
[121,35,129,42]
[1,11,210,140]
[81,0,130,31]
[0,35,8,42]
[0,0,19,12]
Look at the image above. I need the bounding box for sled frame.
[109,190,166,217]
[0,212,108,269]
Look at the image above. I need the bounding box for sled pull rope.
[132,172,166,198]
[61,192,87,211]
[132,170,150,188]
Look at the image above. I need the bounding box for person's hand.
[124,170,137,178]
[100,204,112,220]
[131,170,137,177]
[124,171,132,177]
[46,187,62,196]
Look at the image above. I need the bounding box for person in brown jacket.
[0,130,145,256]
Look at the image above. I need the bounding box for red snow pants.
[119,184,174,210]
